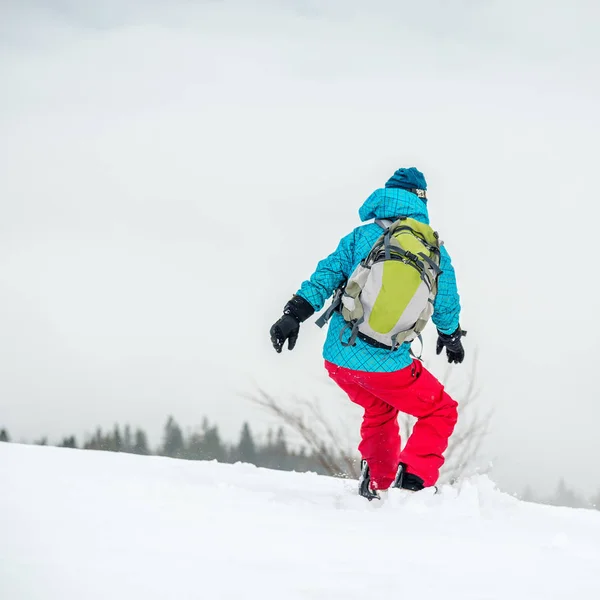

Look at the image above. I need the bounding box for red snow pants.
[325,360,458,489]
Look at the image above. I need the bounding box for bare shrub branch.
[244,389,358,477]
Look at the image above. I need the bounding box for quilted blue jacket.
[297,187,461,372]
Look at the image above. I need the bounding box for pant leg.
[345,361,458,487]
[325,362,400,490]
[398,369,458,486]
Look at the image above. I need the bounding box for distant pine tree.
[133,429,150,455]
[185,432,204,460]
[112,424,122,452]
[59,436,77,448]
[273,427,291,470]
[521,485,538,503]
[0,428,9,442]
[84,427,111,451]
[547,478,589,509]
[258,427,293,471]
[237,422,257,465]
[162,416,185,458]
[185,418,227,462]
[202,425,226,462]
[123,425,133,453]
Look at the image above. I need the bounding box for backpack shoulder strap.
[375,218,394,229]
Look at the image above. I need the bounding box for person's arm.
[432,245,460,334]
[270,231,355,352]
[296,231,355,312]
[432,245,465,364]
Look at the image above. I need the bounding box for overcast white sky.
[1,0,599,497]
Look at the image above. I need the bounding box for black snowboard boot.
[392,463,426,492]
[358,460,382,501]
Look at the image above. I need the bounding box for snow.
[1,443,600,600]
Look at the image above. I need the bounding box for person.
[269,167,465,499]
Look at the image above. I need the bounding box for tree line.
[0,417,337,476]
[521,480,600,512]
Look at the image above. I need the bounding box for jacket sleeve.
[296,230,356,312]
[432,245,461,334]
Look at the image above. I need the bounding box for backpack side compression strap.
[315,288,343,328]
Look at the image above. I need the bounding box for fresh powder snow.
[1,442,599,599]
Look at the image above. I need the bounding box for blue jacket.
[297,187,461,372]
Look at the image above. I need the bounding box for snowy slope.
[1,443,599,600]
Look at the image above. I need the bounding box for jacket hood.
[358,188,430,224]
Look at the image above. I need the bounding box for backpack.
[316,217,442,352]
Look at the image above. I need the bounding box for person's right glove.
[270,295,315,353]
[436,326,466,364]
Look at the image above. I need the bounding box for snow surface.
[1,443,600,600]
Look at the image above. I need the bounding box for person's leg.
[325,362,400,490]
[398,370,458,486]
[356,361,458,487]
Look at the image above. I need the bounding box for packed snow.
[1,442,600,600]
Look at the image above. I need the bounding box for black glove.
[436,327,466,364]
[270,295,315,353]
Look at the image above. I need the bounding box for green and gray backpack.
[316,217,442,352]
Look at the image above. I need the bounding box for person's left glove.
[436,326,466,364]
[270,295,315,353]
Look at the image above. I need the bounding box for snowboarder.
[270,167,464,500]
